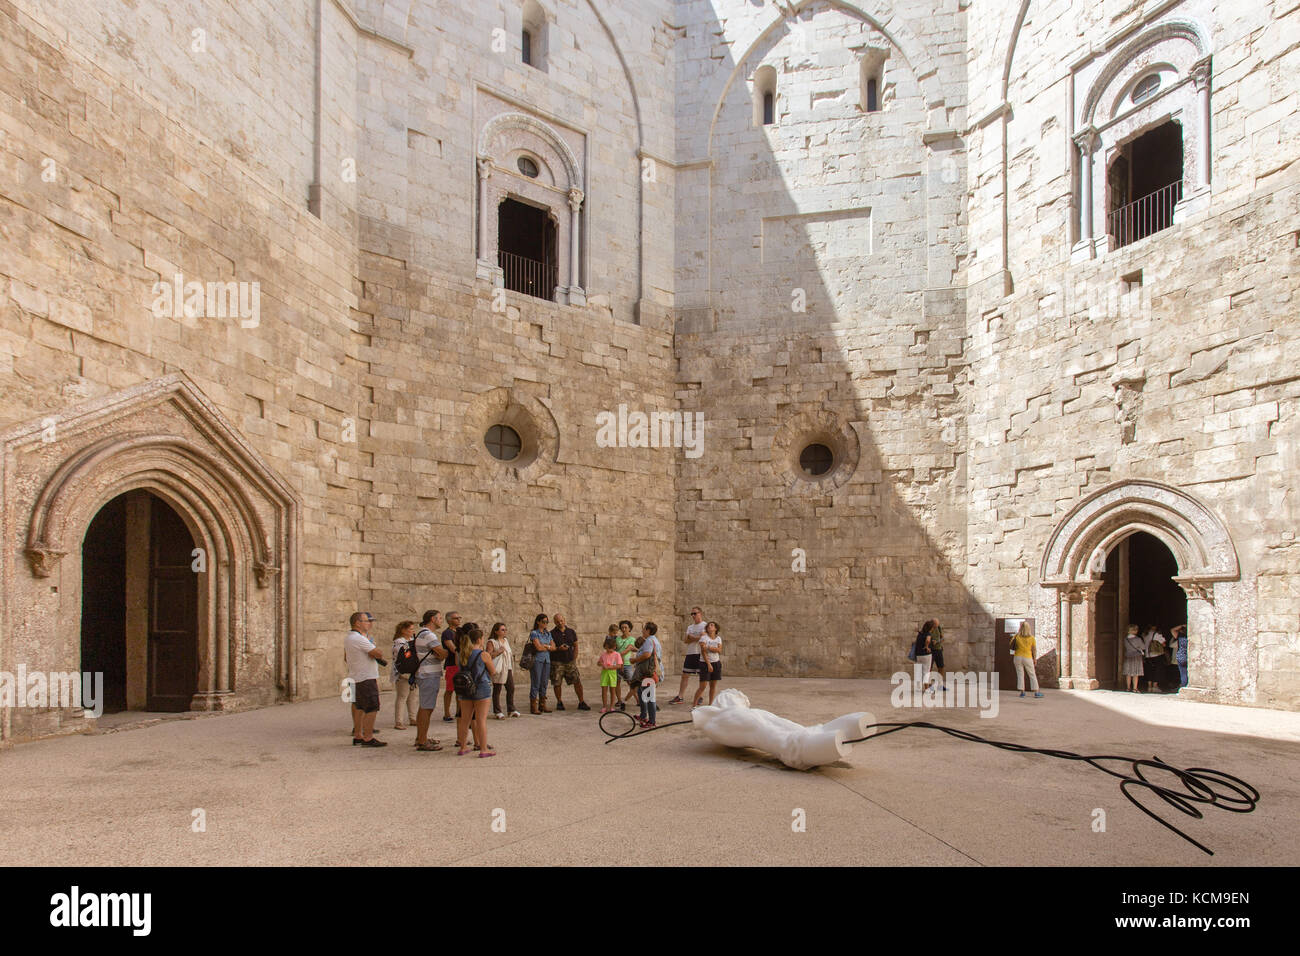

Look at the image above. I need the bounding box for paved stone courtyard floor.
[2,677,1298,866]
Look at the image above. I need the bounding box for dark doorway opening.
[1107,120,1184,247]
[81,495,128,713]
[498,197,558,301]
[1096,531,1187,690]
[80,491,199,714]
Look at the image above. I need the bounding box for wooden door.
[1094,546,1121,688]
[147,495,198,711]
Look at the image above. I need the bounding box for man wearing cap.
[346,611,388,747]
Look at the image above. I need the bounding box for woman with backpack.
[391,620,420,729]
[486,622,520,719]
[454,624,496,757]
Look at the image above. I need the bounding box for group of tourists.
[342,605,726,754]
[1122,623,1189,693]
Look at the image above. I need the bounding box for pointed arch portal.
[1,375,300,743]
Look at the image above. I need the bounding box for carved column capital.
[1073,125,1099,153]
[477,156,494,180]
[567,187,584,213]
[1064,581,1101,605]
[1178,580,1215,605]
[1191,57,1212,92]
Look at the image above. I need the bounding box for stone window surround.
[1037,479,1243,702]
[521,0,549,73]
[751,63,778,128]
[476,111,586,306]
[856,46,889,113]
[1071,19,1213,261]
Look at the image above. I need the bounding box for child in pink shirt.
[597,637,624,713]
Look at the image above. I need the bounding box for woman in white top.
[391,620,419,729]
[486,622,520,718]
[693,621,723,707]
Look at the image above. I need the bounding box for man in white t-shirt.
[345,611,388,747]
[413,609,449,751]
[669,606,707,704]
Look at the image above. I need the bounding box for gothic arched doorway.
[81,490,199,713]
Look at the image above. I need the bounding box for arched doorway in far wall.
[80,489,199,713]
[1039,479,1243,702]
[1093,530,1187,690]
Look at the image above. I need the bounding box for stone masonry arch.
[1037,479,1252,705]
[0,375,300,743]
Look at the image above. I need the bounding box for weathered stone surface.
[0,0,1296,744]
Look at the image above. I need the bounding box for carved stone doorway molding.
[0,374,300,743]
[1037,479,1246,703]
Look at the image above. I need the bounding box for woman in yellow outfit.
[1011,622,1044,698]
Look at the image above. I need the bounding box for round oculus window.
[485,424,523,462]
[517,156,540,178]
[799,443,834,477]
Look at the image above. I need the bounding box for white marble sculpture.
[691,688,876,770]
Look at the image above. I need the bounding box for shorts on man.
[417,673,442,709]
[681,653,703,676]
[353,678,381,714]
[551,660,581,686]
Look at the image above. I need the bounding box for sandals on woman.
[416,741,443,752]
[478,750,496,758]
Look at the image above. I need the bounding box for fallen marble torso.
[691,688,875,770]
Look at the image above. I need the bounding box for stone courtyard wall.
[964,0,1300,706]
[1,0,1297,739]
[0,0,680,731]
[670,0,973,675]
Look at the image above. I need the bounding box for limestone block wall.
[0,0,681,736]
[671,0,972,675]
[0,2,366,726]
[341,0,681,686]
[343,0,678,327]
[24,0,327,203]
[963,0,1300,707]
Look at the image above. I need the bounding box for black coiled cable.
[599,712,1260,856]
[598,709,692,741]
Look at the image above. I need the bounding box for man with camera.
[346,611,389,747]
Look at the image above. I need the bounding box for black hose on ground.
[599,712,1261,856]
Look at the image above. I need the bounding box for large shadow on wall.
[674,0,994,678]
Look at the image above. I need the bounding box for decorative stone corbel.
[253,562,281,589]
[25,545,67,578]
